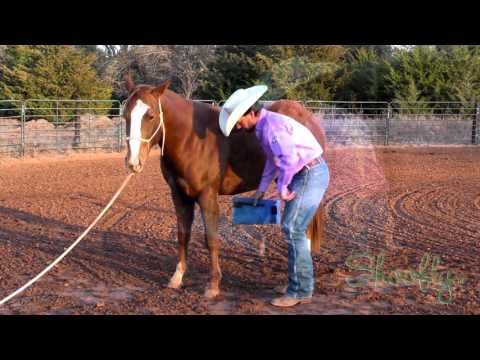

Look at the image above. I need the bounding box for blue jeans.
[281,158,330,298]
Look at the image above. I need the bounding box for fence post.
[55,100,59,151]
[473,102,479,145]
[20,102,26,157]
[74,106,81,148]
[118,101,123,152]
[385,103,391,146]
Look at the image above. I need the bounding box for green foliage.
[386,46,446,103]
[262,45,346,100]
[198,45,346,101]
[345,45,393,60]
[441,46,480,106]
[385,46,480,112]
[0,45,112,120]
[335,48,392,101]
[197,45,273,100]
[2,44,480,114]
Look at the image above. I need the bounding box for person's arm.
[268,129,299,198]
[258,156,278,193]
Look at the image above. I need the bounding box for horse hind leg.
[168,191,195,289]
[258,236,266,257]
[168,263,187,289]
[251,226,266,257]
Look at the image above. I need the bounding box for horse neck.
[158,90,185,129]
[161,90,220,131]
[157,90,218,158]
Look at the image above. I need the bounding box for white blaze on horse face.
[129,99,150,166]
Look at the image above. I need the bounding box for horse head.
[122,73,170,173]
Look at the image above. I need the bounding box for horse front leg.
[197,187,222,299]
[168,188,195,289]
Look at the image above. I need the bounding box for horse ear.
[124,72,135,93]
[151,80,171,98]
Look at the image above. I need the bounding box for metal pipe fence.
[0,100,24,156]
[1,99,479,157]
[303,101,479,146]
[304,101,391,145]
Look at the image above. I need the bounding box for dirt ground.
[0,146,479,315]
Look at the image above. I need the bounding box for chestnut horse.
[123,76,328,298]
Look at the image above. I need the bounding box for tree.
[198,45,346,101]
[392,77,431,113]
[261,45,347,100]
[128,45,215,99]
[0,45,41,99]
[76,45,99,54]
[442,46,480,106]
[91,45,144,100]
[385,45,480,109]
[96,45,215,100]
[167,45,215,99]
[346,45,393,59]
[103,45,131,58]
[0,45,112,119]
[385,46,447,105]
[335,48,392,101]
[0,45,6,61]
[197,45,274,100]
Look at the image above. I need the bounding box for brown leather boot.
[270,295,312,307]
[273,285,288,295]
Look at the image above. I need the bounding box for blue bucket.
[232,197,282,225]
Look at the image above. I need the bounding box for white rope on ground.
[0,173,135,307]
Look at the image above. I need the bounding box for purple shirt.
[255,108,323,196]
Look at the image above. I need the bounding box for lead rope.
[0,173,134,306]
[160,100,165,156]
[1,98,166,307]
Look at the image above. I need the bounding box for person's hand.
[253,190,265,206]
[281,189,296,202]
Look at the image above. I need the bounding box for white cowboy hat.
[219,85,268,136]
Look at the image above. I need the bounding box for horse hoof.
[258,241,266,257]
[259,247,265,257]
[204,288,220,299]
[167,279,183,289]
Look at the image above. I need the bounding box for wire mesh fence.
[0,99,478,157]
[388,102,478,145]
[305,101,390,145]
[0,100,24,156]
[304,101,479,146]
[0,100,123,156]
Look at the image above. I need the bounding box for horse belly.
[219,165,263,195]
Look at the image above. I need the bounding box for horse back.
[266,100,327,152]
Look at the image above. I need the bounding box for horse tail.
[307,199,327,254]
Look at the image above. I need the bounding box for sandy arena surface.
[0,146,479,314]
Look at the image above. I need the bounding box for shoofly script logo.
[345,252,466,305]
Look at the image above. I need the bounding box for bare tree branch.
[97,45,215,99]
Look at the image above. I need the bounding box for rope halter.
[125,98,166,156]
